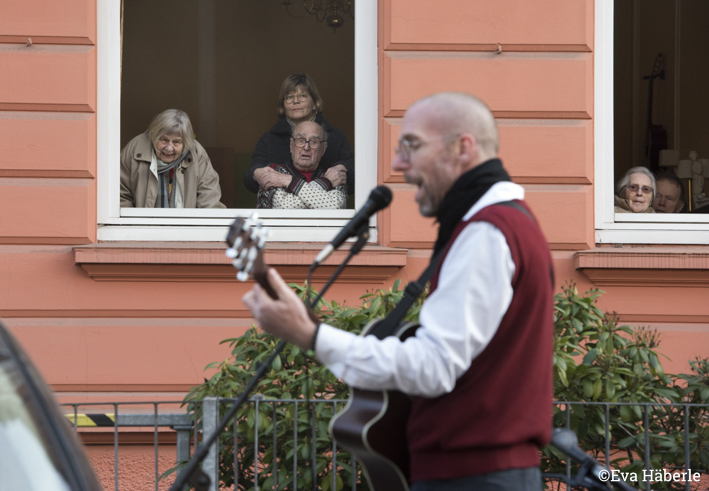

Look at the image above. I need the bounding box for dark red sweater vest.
[407,200,554,482]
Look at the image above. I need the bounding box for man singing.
[243,92,555,491]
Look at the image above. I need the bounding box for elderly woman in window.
[120,109,225,208]
[614,166,656,213]
[244,73,353,198]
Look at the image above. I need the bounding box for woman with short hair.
[120,109,225,208]
[614,166,656,213]
[244,73,353,197]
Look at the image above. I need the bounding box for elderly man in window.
[256,121,347,209]
[614,166,656,213]
[652,171,686,213]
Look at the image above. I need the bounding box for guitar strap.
[366,200,553,341]
[366,249,444,340]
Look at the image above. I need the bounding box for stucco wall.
[1,0,707,407]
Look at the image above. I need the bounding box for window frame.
[594,1,709,245]
[96,0,378,242]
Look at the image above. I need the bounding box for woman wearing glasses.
[243,73,354,200]
[614,166,656,213]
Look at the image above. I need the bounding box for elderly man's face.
[653,179,683,213]
[623,173,654,213]
[391,103,460,217]
[290,122,327,173]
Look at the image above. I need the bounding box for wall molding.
[0,103,94,113]
[0,35,93,46]
[385,43,591,53]
[575,246,709,287]
[74,243,408,283]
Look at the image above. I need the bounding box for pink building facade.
[1,0,708,426]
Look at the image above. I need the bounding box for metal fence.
[62,399,708,491]
[549,401,708,491]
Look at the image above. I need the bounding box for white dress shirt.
[315,181,525,397]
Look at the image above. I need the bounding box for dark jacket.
[244,114,354,194]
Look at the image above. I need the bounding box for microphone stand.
[170,224,371,491]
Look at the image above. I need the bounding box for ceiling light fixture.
[282,0,354,32]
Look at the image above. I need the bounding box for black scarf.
[433,158,511,256]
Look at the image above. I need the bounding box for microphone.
[314,185,393,265]
[551,428,635,491]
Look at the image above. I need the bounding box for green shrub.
[168,282,708,490]
[166,280,422,490]
[545,284,709,490]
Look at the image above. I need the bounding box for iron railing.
[62,399,708,491]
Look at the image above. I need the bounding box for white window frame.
[96,0,377,242]
[594,1,709,245]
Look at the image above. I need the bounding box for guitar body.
[330,320,420,491]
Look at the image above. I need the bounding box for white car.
[0,319,102,490]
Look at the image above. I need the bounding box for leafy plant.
[164,280,424,490]
[166,282,708,490]
[544,284,709,490]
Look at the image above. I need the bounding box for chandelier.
[282,0,354,32]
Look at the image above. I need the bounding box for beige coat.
[120,133,225,208]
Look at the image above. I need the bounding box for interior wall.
[678,0,709,160]
[614,0,709,184]
[613,1,634,182]
[120,0,355,208]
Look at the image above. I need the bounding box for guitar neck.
[254,266,278,300]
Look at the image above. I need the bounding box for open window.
[97,0,377,241]
[595,0,709,244]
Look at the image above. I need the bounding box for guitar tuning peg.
[232,258,243,269]
[247,246,258,261]
[239,248,249,259]
[236,270,249,282]
[251,212,259,221]
[233,236,243,250]
[257,236,266,249]
[225,248,237,259]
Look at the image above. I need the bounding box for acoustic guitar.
[329,320,418,491]
[225,213,275,297]
[226,213,414,491]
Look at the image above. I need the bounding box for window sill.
[74,243,408,283]
[574,246,709,287]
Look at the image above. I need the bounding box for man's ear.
[457,133,476,165]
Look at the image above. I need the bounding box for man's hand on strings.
[242,268,317,351]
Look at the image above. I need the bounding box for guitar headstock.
[647,52,665,81]
[225,213,276,299]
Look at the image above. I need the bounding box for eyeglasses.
[395,135,459,163]
[626,184,653,194]
[292,137,323,148]
[285,93,310,103]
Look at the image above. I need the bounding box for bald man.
[243,93,554,490]
[256,121,347,209]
